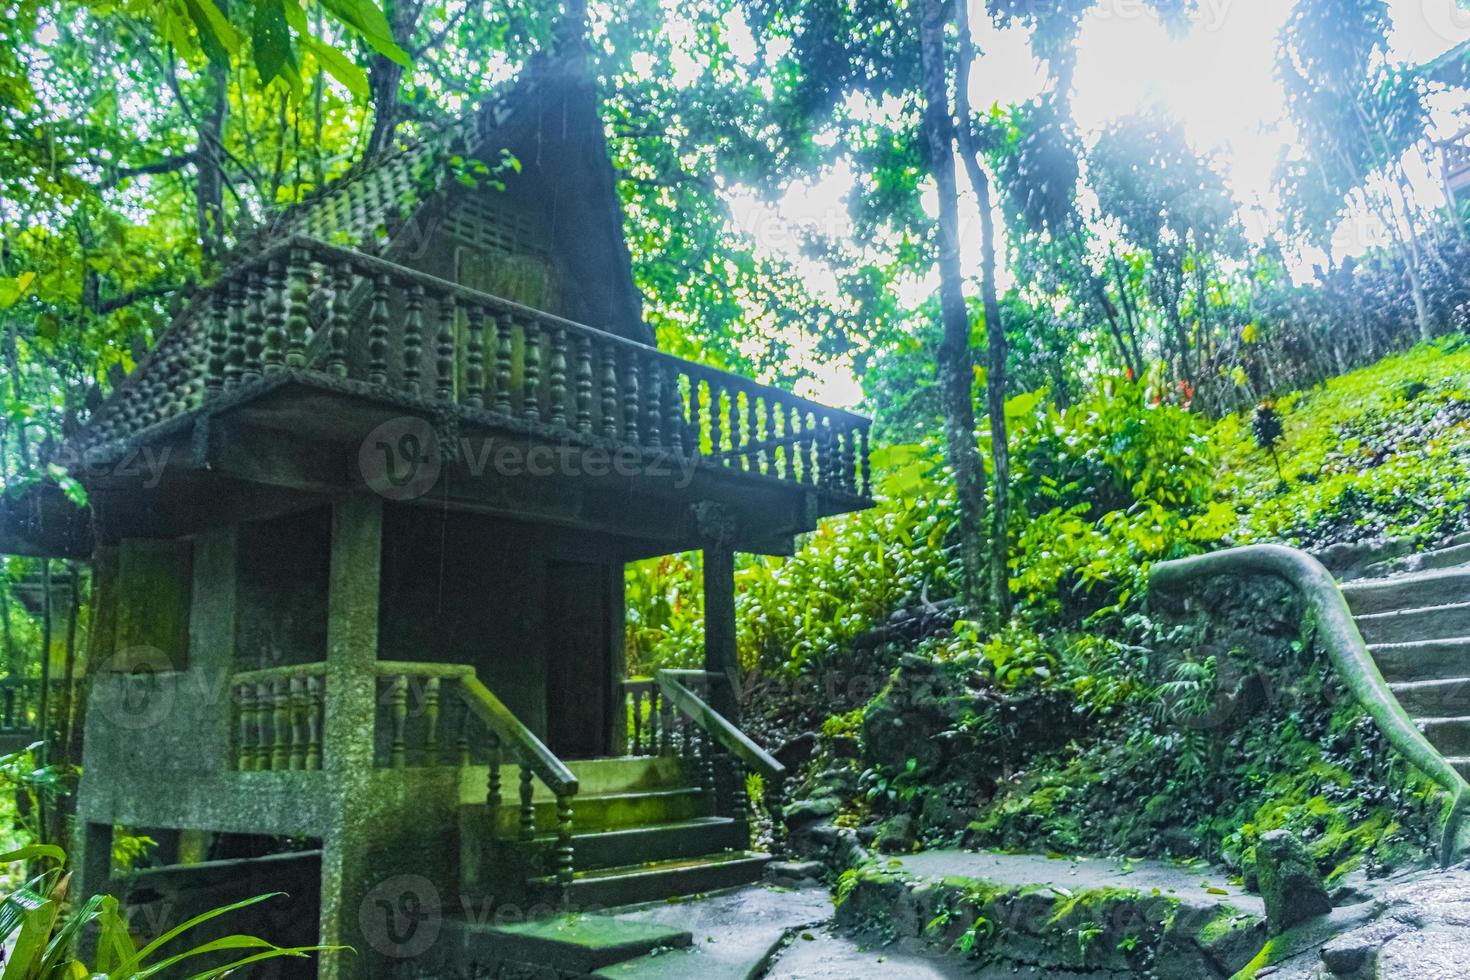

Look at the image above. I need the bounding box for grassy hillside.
[1216,337,1470,551]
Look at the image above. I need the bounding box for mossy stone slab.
[478,916,692,973]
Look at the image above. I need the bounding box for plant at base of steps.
[0,844,337,979]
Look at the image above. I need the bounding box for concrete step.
[460,756,693,805]
[1364,538,1470,578]
[537,851,770,909]
[1417,718,1470,757]
[528,816,749,872]
[1343,568,1470,616]
[1386,678,1470,716]
[435,915,693,976]
[1369,638,1470,683]
[1451,757,1470,782]
[1355,602,1470,645]
[489,787,715,836]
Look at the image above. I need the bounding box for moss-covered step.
[435,913,693,975]
[457,756,692,805]
[1364,539,1470,578]
[471,785,716,837]
[834,851,1265,978]
[1386,677,1470,715]
[535,851,770,908]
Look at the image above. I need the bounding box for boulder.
[775,732,818,770]
[874,814,916,853]
[1256,830,1333,934]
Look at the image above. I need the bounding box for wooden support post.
[703,543,740,720]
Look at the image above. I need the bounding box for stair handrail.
[455,671,578,796]
[1150,543,1470,866]
[655,670,784,780]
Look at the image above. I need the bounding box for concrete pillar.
[702,544,739,719]
[318,494,384,980]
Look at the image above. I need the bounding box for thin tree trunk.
[196,57,228,262]
[919,0,986,609]
[952,0,1010,622]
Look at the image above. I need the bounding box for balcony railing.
[85,236,872,500]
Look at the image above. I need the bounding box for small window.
[110,538,193,672]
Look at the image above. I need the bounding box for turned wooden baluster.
[285,245,311,368]
[643,355,662,448]
[435,296,456,402]
[767,775,788,858]
[367,274,391,386]
[630,688,645,755]
[709,380,723,457]
[745,392,760,472]
[464,306,486,408]
[423,677,441,764]
[493,314,514,414]
[271,678,291,770]
[803,411,817,485]
[237,683,255,770]
[243,272,266,383]
[860,425,872,496]
[522,320,541,422]
[574,334,593,434]
[600,341,619,438]
[770,396,782,476]
[389,674,409,767]
[487,732,503,814]
[728,754,749,823]
[666,372,685,456]
[728,387,743,469]
[519,765,536,841]
[288,675,308,769]
[699,730,718,798]
[254,681,273,769]
[326,261,351,378]
[401,284,425,393]
[555,793,575,888]
[225,281,246,389]
[457,701,472,767]
[548,327,568,426]
[305,675,323,770]
[622,348,640,444]
[689,376,703,454]
[262,258,288,372]
[206,292,227,394]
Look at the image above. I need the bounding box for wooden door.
[545,562,614,759]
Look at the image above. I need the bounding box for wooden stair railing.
[374,662,580,889]
[623,670,789,856]
[229,661,580,888]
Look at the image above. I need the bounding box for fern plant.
[0,844,335,978]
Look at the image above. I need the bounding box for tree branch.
[105,153,197,186]
[93,281,192,315]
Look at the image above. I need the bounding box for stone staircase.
[1342,539,1470,783]
[459,755,769,912]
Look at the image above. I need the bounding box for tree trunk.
[196,58,228,263]
[952,0,1010,622]
[918,0,987,609]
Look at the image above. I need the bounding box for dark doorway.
[545,562,613,758]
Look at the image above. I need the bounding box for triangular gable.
[250,55,649,344]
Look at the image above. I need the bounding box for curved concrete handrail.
[1150,543,1470,866]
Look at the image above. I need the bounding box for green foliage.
[1008,375,1234,617]
[0,845,334,977]
[625,441,957,674]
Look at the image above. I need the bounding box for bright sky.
[726,0,1470,406]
